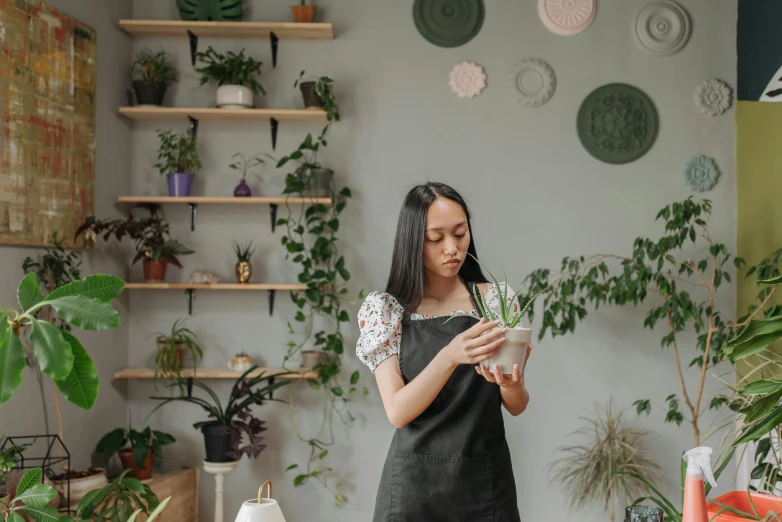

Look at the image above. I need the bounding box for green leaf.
[739,380,782,396]
[8,512,25,522]
[18,273,44,311]
[45,274,125,303]
[96,428,126,460]
[0,315,25,405]
[144,496,171,522]
[17,469,42,497]
[54,331,99,410]
[293,474,309,486]
[744,390,782,424]
[337,310,349,322]
[46,296,120,331]
[758,275,782,285]
[20,504,59,522]
[30,319,74,380]
[122,477,146,494]
[728,331,782,361]
[15,485,57,509]
[735,405,782,445]
[350,371,359,385]
[285,464,298,471]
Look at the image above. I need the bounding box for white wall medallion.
[694,79,733,116]
[634,0,691,57]
[449,61,487,99]
[509,58,556,107]
[538,0,596,36]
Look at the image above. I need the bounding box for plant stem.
[666,303,699,446]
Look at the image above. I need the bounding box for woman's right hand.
[442,318,506,367]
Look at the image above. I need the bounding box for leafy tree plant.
[154,129,202,176]
[514,198,781,446]
[0,273,125,408]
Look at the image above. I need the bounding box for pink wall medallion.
[538,0,596,36]
[449,62,487,99]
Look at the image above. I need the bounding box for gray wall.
[127,1,738,521]
[0,0,133,469]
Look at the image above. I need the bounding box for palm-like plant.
[549,402,663,522]
[232,240,255,263]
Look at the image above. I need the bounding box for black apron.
[372,281,521,522]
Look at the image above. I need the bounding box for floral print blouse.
[355,282,521,373]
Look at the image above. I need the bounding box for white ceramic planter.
[481,327,531,375]
[217,85,253,109]
[235,498,287,522]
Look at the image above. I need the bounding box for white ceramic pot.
[234,498,287,522]
[481,327,531,375]
[217,85,253,109]
[50,468,107,511]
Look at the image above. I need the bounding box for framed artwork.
[0,0,96,247]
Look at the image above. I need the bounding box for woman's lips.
[444,259,460,267]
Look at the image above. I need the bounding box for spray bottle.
[682,446,717,522]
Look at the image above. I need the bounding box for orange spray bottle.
[682,446,717,522]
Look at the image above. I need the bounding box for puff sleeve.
[356,291,403,373]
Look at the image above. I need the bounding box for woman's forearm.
[382,351,457,429]
[500,382,529,416]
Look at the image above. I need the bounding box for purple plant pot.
[167,173,193,197]
[234,179,252,197]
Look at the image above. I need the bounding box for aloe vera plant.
[176,0,243,21]
[0,273,125,409]
[446,253,550,328]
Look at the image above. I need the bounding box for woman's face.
[423,197,470,278]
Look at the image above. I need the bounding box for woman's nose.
[444,237,458,254]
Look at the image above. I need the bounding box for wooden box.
[141,468,199,522]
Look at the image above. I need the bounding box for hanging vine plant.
[273,82,365,506]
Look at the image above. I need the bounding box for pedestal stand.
[203,460,241,522]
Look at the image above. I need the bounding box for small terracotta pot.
[119,448,155,480]
[290,5,317,23]
[143,260,167,282]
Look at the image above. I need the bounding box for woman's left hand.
[475,345,532,387]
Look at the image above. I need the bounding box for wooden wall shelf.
[119,20,334,40]
[118,107,327,122]
[119,196,332,232]
[124,283,308,315]
[115,367,317,380]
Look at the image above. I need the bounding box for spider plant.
[446,253,550,328]
[549,402,663,522]
[232,240,255,263]
[154,318,202,382]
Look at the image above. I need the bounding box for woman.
[356,182,530,522]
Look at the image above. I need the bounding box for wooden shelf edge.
[115,367,317,380]
[118,19,334,40]
[118,196,333,206]
[117,107,328,122]
[124,283,308,290]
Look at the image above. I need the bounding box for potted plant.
[195,47,265,109]
[1,469,65,522]
[71,468,169,521]
[131,48,178,107]
[75,204,195,283]
[290,0,317,23]
[232,240,255,284]
[155,318,203,382]
[229,152,265,197]
[150,367,290,463]
[294,71,339,123]
[154,129,202,197]
[229,352,253,373]
[96,426,175,480]
[0,436,30,505]
[445,254,551,375]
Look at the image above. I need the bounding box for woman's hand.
[441,318,506,368]
[475,344,533,387]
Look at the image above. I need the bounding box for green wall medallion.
[177,0,244,21]
[577,83,659,164]
[413,0,485,48]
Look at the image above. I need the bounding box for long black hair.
[385,182,487,311]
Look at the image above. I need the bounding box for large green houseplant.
[514,198,780,448]
[0,273,125,408]
[195,47,265,109]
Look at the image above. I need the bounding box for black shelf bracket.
[268,289,276,316]
[270,32,279,68]
[186,289,195,315]
[188,116,199,139]
[188,203,198,232]
[270,117,279,150]
[269,203,278,233]
[188,30,199,66]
